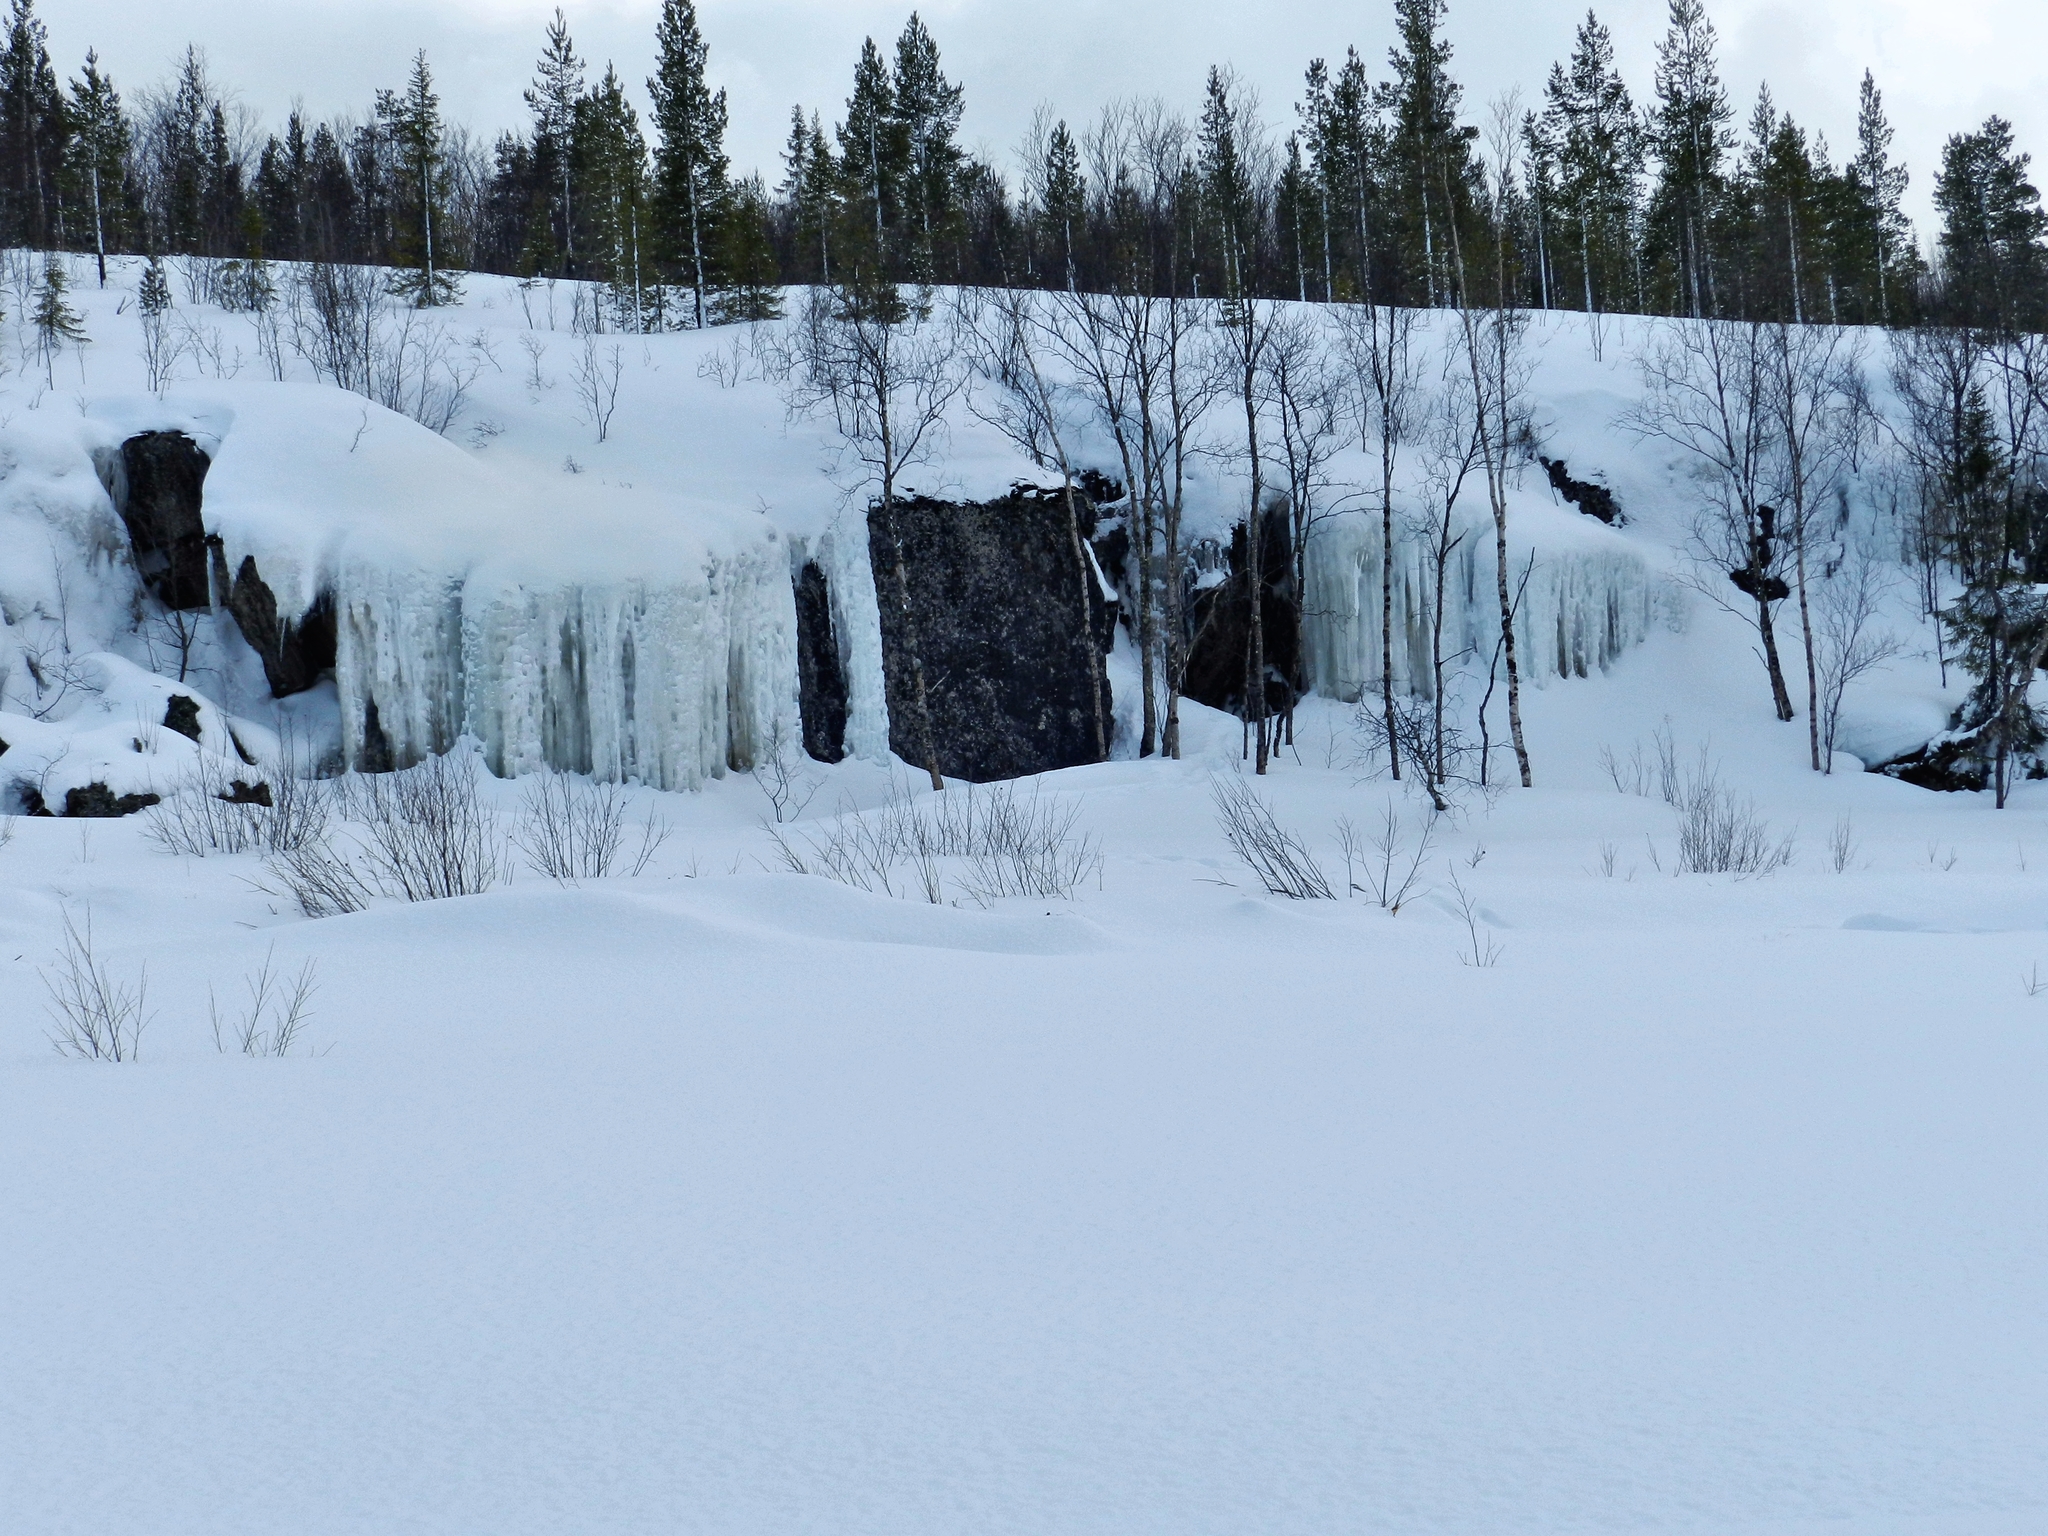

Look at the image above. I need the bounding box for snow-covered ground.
[3,256,2044,1533]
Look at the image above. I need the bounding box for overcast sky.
[52,0,2048,234]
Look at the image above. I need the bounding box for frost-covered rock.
[0,653,251,815]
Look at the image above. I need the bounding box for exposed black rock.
[113,431,212,609]
[1725,504,1792,600]
[1728,566,1793,602]
[1875,736,1985,792]
[358,698,396,774]
[792,560,848,764]
[211,543,337,698]
[869,484,1115,783]
[163,694,203,742]
[1540,456,1622,525]
[64,782,162,818]
[1181,506,1304,721]
[219,779,273,806]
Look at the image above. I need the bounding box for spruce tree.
[1040,119,1083,291]
[379,52,459,306]
[0,0,62,250]
[837,36,903,280]
[778,106,838,283]
[524,8,585,273]
[1300,49,1382,301]
[1540,10,1642,315]
[1646,0,1732,316]
[67,51,128,287]
[1382,0,1474,306]
[1934,116,2048,331]
[891,14,964,278]
[712,174,781,322]
[31,255,84,383]
[1198,66,1256,299]
[1848,71,1914,322]
[648,0,728,328]
[582,63,650,327]
[158,49,211,255]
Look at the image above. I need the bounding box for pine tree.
[0,0,63,249]
[524,8,584,274]
[891,13,964,278]
[1645,0,1732,316]
[379,52,459,306]
[1541,10,1642,315]
[648,0,728,327]
[67,51,128,287]
[1934,116,2048,331]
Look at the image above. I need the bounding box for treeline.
[4,0,2045,330]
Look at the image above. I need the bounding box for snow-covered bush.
[336,747,508,901]
[767,780,1100,905]
[1672,764,1797,877]
[513,770,668,883]
[42,909,150,1062]
[145,754,329,858]
[263,747,508,916]
[1211,774,1333,900]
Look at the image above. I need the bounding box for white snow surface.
[2,257,2043,1535]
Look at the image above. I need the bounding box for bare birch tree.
[1625,318,1796,722]
[1335,300,1422,780]
[1764,321,1866,768]
[959,285,1109,762]
[1453,95,1536,787]
[778,282,964,791]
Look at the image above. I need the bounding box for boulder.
[112,432,212,609]
[869,484,1115,782]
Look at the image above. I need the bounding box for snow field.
[2,254,2043,1533]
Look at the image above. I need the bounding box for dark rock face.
[114,432,213,609]
[869,485,1115,783]
[1181,507,1303,720]
[64,783,162,818]
[1541,456,1623,525]
[793,560,847,763]
[216,545,337,697]
[163,694,203,742]
[358,698,396,775]
[219,779,273,806]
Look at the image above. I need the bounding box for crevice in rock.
[793,559,847,763]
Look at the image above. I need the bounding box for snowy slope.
[2,255,1667,790]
